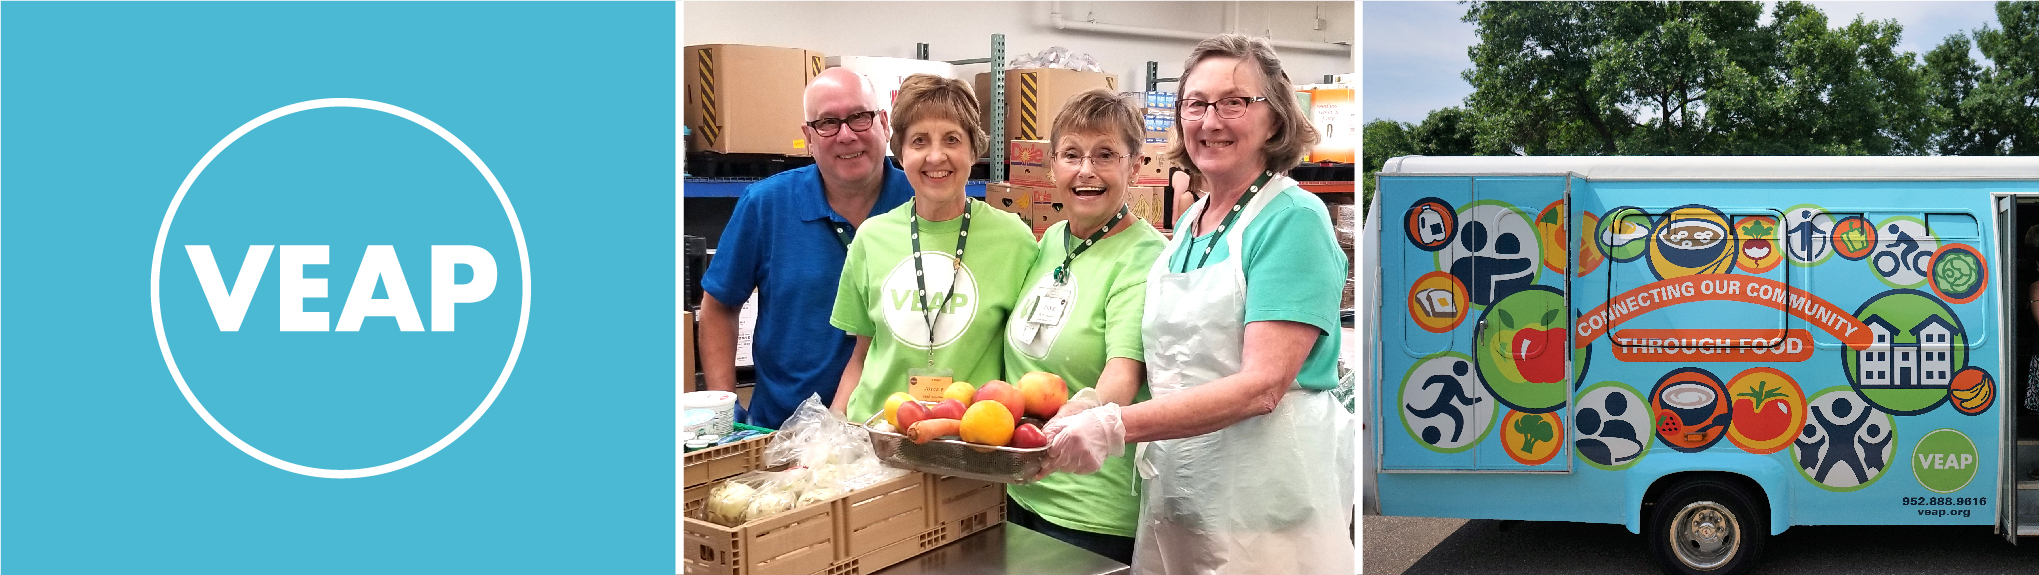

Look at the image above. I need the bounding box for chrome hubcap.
[1671,501,1739,570]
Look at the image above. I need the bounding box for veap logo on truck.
[150,99,531,479]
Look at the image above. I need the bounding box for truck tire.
[1648,478,1765,575]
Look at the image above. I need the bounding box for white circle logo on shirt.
[1007,273,1080,359]
[882,251,978,349]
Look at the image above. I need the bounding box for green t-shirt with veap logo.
[832,199,1038,423]
[1001,218,1166,538]
[1165,182,1347,389]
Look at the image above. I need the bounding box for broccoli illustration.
[1514,414,1554,454]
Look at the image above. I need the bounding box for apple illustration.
[1513,327,1566,383]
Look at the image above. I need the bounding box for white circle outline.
[150,98,531,479]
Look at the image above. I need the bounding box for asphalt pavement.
[1364,515,2039,574]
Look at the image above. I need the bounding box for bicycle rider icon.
[1868,217,1937,288]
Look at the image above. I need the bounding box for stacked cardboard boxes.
[973,68,1118,156]
[684,44,826,156]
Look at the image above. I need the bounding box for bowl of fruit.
[859,373,1069,484]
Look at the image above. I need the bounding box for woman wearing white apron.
[1042,35,1354,574]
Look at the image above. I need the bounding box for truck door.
[1379,175,1572,472]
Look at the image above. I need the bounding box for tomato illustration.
[1731,381,1794,442]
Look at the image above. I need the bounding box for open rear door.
[1996,193,2019,544]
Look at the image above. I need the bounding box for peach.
[973,380,1026,424]
[943,381,978,405]
[960,401,1016,447]
[1017,371,1069,419]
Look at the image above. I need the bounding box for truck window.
[1603,206,1789,352]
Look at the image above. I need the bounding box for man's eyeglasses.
[1177,96,1270,121]
[805,110,879,137]
[1057,149,1127,169]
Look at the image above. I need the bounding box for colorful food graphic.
[1438,202,1540,307]
[1795,387,1895,491]
[1475,286,1573,413]
[1949,367,1995,415]
[1783,205,1834,265]
[1646,205,1737,280]
[1928,243,1986,304]
[1733,215,1782,273]
[1723,368,1806,454]
[1501,410,1563,466]
[1536,201,1567,274]
[1406,197,1457,251]
[1829,216,1876,260]
[1400,352,1496,453]
[1575,382,1653,470]
[1651,367,1731,452]
[1845,290,1965,415]
[1408,271,1472,333]
[1577,211,1605,276]
[1598,207,1651,262]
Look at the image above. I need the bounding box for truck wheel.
[1648,478,1765,575]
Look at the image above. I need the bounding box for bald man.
[698,68,915,429]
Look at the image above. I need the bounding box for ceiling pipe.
[1048,1,1350,55]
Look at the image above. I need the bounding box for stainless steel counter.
[871,523,1131,575]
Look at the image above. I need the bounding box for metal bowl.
[859,412,1047,484]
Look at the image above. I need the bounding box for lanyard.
[909,197,972,365]
[1174,171,1274,273]
[829,221,854,248]
[1054,205,1129,284]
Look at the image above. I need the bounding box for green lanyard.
[1054,205,1129,284]
[909,197,972,364]
[829,221,854,248]
[1174,171,1275,273]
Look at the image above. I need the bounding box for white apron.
[1133,177,1355,575]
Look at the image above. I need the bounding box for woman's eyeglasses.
[805,110,879,137]
[1177,96,1269,120]
[1057,149,1126,169]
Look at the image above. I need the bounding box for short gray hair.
[1168,34,1321,176]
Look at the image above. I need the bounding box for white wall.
[682,1,1354,94]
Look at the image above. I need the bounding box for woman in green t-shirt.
[1041,36,1354,575]
[828,74,1036,422]
[1000,89,1168,565]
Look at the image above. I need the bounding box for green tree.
[1931,1,2039,154]
[1361,118,1414,212]
[1460,1,1934,155]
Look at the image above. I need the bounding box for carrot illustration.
[906,418,963,444]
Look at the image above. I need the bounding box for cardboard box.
[1124,186,1168,229]
[974,68,1120,151]
[1031,185,1071,234]
[684,44,825,156]
[1006,140,1052,187]
[984,182,1034,222]
[1137,142,1181,186]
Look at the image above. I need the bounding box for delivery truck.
[1362,156,2039,574]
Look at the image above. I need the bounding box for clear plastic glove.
[1041,402,1124,476]
[1054,387,1105,420]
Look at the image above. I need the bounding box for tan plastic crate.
[684,495,840,575]
[823,493,1003,575]
[930,475,1005,525]
[837,473,930,559]
[685,435,766,489]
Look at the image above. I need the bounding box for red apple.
[1017,372,1069,419]
[895,401,933,432]
[973,380,1027,424]
[1513,327,1566,383]
[931,398,968,421]
[1010,423,1048,449]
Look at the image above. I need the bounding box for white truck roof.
[1378,156,2039,181]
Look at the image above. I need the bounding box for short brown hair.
[1168,34,1321,176]
[890,74,989,158]
[1049,89,1146,159]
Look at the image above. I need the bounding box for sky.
[1363,1,2007,124]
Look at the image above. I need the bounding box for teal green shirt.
[832,200,1038,422]
[1002,219,1166,538]
[1166,183,1345,389]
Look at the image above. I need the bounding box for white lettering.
[279,245,330,332]
[336,246,425,332]
[186,245,273,331]
[431,245,498,331]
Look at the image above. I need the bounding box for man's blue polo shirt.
[701,164,913,430]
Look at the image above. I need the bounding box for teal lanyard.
[909,198,972,360]
[1174,171,1274,273]
[1054,205,1129,284]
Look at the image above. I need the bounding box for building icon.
[1856,314,1954,388]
